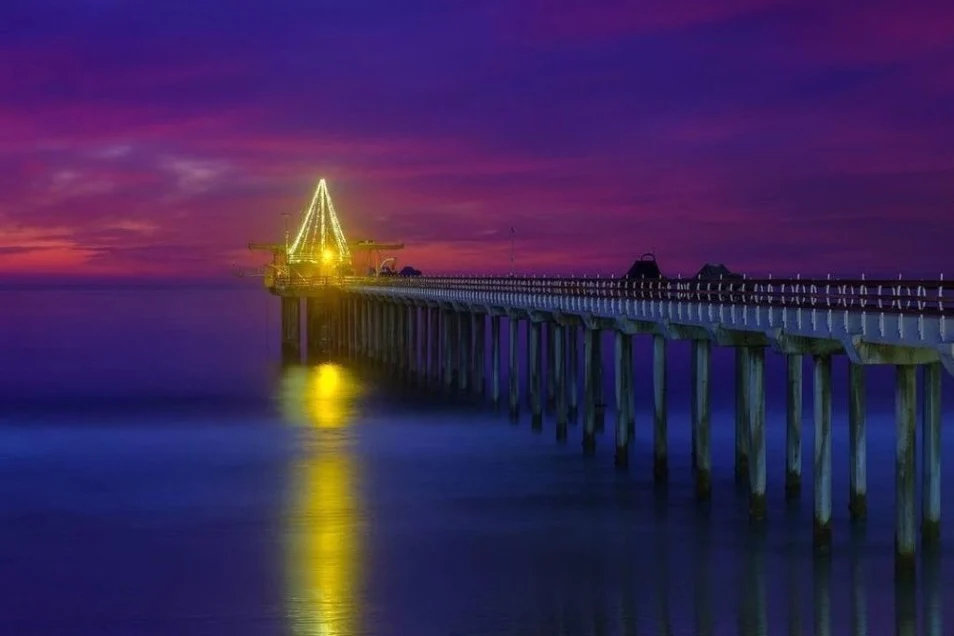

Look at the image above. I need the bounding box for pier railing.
[271,275,953,316]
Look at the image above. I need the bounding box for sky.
[2,0,954,278]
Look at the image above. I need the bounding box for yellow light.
[278,364,362,430]
[278,363,365,635]
[322,249,335,263]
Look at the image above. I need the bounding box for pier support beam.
[691,342,698,471]
[361,300,370,360]
[397,304,408,378]
[583,328,598,455]
[524,322,533,411]
[614,331,633,468]
[381,302,390,367]
[387,303,395,370]
[653,334,668,482]
[508,316,520,420]
[594,332,605,431]
[368,301,377,362]
[398,304,407,375]
[529,321,543,430]
[735,349,749,483]
[305,297,321,362]
[546,323,556,413]
[409,305,419,383]
[414,306,421,378]
[377,302,385,366]
[363,301,371,361]
[922,362,942,544]
[458,312,470,392]
[384,303,394,370]
[786,354,803,499]
[567,326,579,422]
[895,365,917,577]
[474,314,486,397]
[380,303,389,368]
[442,310,453,390]
[354,299,362,359]
[387,303,396,372]
[491,316,501,409]
[814,355,833,549]
[429,308,440,385]
[628,341,635,436]
[848,363,867,520]
[693,340,712,499]
[748,347,767,520]
[281,297,301,364]
[353,298,360,359]
[555,324,567,441]
[376,302,385,366]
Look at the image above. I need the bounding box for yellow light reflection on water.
[280,363,365,636]
[279,363,363,429]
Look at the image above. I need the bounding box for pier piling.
[748,347,766,520]
[280,297,301,364]
[922,361,942,544]
[848,363,867,520]
[693,340,711,499]
[786,354,803,499]
[583,327,598,455]
[567,326,579,423]
[491,315,501,409]
[546,323,556,413]
[653,333,668,483]
[555,324,568,441]
[814,355,833,549]
[614,331,632,468]
[735,348,749,483]
[895,365,917,577]
[529,321,543,430]
[508,316,520,420]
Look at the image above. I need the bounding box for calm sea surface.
[1,285,953,635]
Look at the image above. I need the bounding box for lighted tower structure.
[288,178,352,276]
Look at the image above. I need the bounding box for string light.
[288,178,352,264]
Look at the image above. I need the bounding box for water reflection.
[519,539,941,636]
[279,363,362,429]
[280,364,365,636]
[270,364,945,636]
[851,537,867,636]
[653,518,673,636]
[739,531,766,636]
[924,549,943,636]
[813,553,831,636]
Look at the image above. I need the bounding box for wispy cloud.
[159,156,230,195]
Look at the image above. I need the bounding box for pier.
[252,179,952,575]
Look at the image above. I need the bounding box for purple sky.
[2,0,954,277]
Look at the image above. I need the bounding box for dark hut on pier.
[695,263,742,280]
[622,253,663,279]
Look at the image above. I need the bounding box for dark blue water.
[1,286,952,634]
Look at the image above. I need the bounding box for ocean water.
[1,284,952,635]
